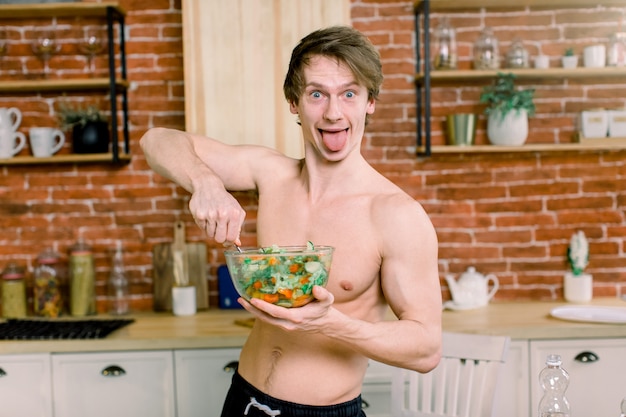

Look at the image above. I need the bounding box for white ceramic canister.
[607,109,626,137]
[583,44,606,68]
[580,109,608,138]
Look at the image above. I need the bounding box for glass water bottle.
[538,354,571,417]
[108,242,130,315]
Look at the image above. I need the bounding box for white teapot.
[444,266,499,310]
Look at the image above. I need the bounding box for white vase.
[487,109,529,146]
[563,272,593,303]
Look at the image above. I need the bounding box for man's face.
[290,55,375,161]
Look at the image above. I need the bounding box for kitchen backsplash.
[0,0,624,314]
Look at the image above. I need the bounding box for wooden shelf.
[0,153,132,165]
[416,0,626,12]
[0,2,130,167]
[0,78,129,93]
[417,67,626,83]
[423,141,626,154]
[0,2,124,19]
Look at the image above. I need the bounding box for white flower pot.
[563,272,593,303]
[487,109,529,146]
[562,55,578,68]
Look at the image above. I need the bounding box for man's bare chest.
[255,194,382,302]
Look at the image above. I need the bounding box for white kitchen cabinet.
[51,350,176,417]
[0,353,52,417]
[492,340,530,417]
[174,348,241,417]
[530,338,626,417]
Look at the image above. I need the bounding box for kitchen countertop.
[1,298,625,355]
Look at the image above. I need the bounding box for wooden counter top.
[0,309,254,355]
[1,298,625,355]
[441,297,626,340]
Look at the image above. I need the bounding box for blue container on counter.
[217,265,243,309]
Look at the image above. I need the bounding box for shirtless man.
[141,26,441,417]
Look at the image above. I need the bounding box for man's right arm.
[139,127,249,244]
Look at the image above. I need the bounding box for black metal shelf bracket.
[106,6,130,164]
[414,0,431,156]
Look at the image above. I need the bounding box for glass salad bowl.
[224,243,334,308]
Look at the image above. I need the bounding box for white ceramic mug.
[0,129,26,158]
[172,286,196,316]
[29,127,65,157]
[0,107,22,131]
[534,55,549,69]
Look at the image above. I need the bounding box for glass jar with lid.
[33,248,67,317]
[2,262,27,318]
[69,239,96,316]
[505,38,529,68]
[607,32,626,66]
[473,27,500,70]
[432,17,457,70]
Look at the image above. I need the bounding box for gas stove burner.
[0,318,134,340]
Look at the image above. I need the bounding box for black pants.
[220,371,366,417]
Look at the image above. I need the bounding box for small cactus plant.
[567,231,589,276]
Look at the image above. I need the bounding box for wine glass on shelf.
[79,28,105,75]
[31,29,60,78]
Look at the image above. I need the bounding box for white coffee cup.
[0,129,26,159]
[534,55,549,69]
[0,107,22,131]
[172,286,196,316]
[583,44,606,68]
[29,127,65,157]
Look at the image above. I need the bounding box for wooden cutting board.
[152,221,209,311]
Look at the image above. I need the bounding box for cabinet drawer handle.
[574,351,599,363]
[0,368,6,377]
[223,361,239,373]
[101,365,126,376]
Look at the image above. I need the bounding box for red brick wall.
[0,0,624,314]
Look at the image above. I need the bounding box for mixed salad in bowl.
[224,242,334,308]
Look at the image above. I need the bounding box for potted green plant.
[480,72,535,146]
[57,102,110,154]
[562,47,578,69]
[564,230,592,303]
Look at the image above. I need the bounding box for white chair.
[391,332,510,417]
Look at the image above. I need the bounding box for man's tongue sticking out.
[321,129,348,152]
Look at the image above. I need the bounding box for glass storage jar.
[473,27,500,70]
[432,17,457,70]
[69,239,96,316]
[33,248,66,317]
[506,38,529,68]
[607,32,626,67]
[1,262,27,318]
